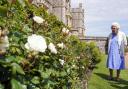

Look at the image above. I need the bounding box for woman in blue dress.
[106,22,127,81]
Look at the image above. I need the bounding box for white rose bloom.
[33,16,44,24]
[48,43,57,54]
[57,42,64,49]
[59,59,65,65]
[72,65,76,68]
[62,28,66,33]
[25,34,47,53]
[76,56,80,59]
[0,36,9,52]
[3,36,9,48]
[82,66,85,69]
[62,28,69,34]
[66,29,69,34]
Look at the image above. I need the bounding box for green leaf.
[31,76,40,84]
[11,79,27,89]
[0,60,10,65]
[6,56,16,62]
[0,83,4,89]
[12,64,17,75]
[15,0,25,7]
[23,24,32,33]
[6,56,23,63]
[0,6,7,17]
[60,71,67,77]
[41,71,50,79]
[27,84,40,89]
[16,48,22,55]
[11,63,25,75]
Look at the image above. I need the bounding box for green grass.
[88,56,128,89]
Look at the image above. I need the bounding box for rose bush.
[0,0,104,89]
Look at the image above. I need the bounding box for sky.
[71,0,128,37]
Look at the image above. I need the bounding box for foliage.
[0,0,104,89]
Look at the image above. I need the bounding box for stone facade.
[52,0,72,26]
[32,0,85,38]
[71,3,85,38]
[32,0,72,26]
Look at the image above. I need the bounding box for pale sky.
[71,0,128,37]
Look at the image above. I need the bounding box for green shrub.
[0,0,104,89]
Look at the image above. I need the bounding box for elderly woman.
[106,22,127,81]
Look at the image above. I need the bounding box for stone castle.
[31,0,85,38]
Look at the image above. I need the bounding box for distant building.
[71,3,85,38]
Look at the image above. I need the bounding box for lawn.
[88,56,128,89]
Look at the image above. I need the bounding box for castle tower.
[71,3,85,38]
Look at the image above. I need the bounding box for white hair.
[111,22,120,29]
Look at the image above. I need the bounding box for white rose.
[33,16,44,24]
[0,36,9,52]
[62,28,69,34]
[62,28,66,33]
[57,42,64,49]
[3,36,9,48]
[72,65,76,68]
[82,66,85,69]
[48,43,57,54]
[25,34,47,53]
[59,59,65,65]
[76,56,80,59]
[66,29,69,34]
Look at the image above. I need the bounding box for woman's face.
[111,26,118,34]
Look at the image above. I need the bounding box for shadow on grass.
[110,84,128,89]
[94,73,108,80]
[94,73,128,89]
